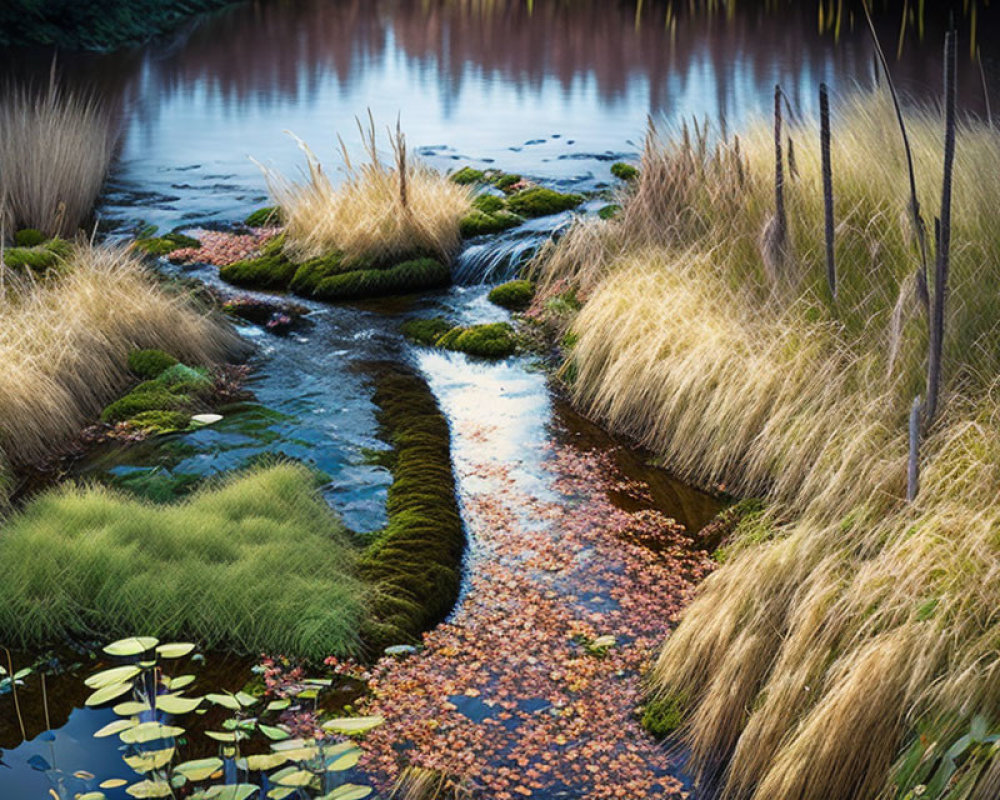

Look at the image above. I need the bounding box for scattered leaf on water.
[86,682,133,707]
[174,758,224,781]
[85,665,142,689]
[104,637,159,657]
[156,642,196,659]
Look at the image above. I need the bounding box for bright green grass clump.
[127,409,192,435]
[507,186,584,217]
[127,348,178,380]
[360,367,464,654]
[437,322,518,358]
[488,279,535,311]
[641,694,686,739]
[0,463,367,659]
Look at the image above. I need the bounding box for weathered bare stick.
[978,46,993,128]
[820,83,836,301]
[925,29,958,427]
[862,0,930,311]
[908,395,921,502]
[774,84,787,248]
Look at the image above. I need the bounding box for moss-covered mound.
[0,463,367,659]
[460,210,523,238]
[611,162,639,181]
[134,231,201,256]
[360,366,464,653]
[598,204,622,220]
[450,166,486,185]
[437,322,518,359]
[2,237,71,273]
[401,316,453,346]
[492,173,523,193]
[13,228,46,247]
[127,348,179,380]
[508,187,585,218]
[220,233,451,301]
[244,206,282,227]
[488,279,536,311]
[101,360,211,425]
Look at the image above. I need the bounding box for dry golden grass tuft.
[0,243,239,477]
[533,90,1000,798]
[0,81,118,237]
[257,117,472,267]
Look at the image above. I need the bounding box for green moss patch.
[13,228,46,247]
[309,258,450,302]
[507,187,585,218]
[2,237,71,273]
[0,463,367,659]
[102,360,212,424]
[360,366,464,653]
[472,194,506,214]
[488,279,536,311]
[244,206,282,227]
[642,694,686,739]
[128,348,179,380]
[460,210,523,238]
[611,162,639,181]
[437,322,518,359]
[128,410,192,435]
[598,204,622,220]
[491,173,523,193]
[401,316,454,346]
[134,231,201,256]
[450,166,486,185]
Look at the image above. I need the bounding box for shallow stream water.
[1,1,997,797]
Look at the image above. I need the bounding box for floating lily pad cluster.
[82,636,382,800]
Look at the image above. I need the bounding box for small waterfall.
[452,231,547,285]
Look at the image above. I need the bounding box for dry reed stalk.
[820,83,836,301]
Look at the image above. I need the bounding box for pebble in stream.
[359,420,714,799]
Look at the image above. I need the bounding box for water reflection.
[4,0,993,231]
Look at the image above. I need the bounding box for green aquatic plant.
[71,637,381,800]
[507,186,584,217]
[401,316,453,346]
[100,362,211,424]
[360,366,464,654]
[127,348,179,380]
[0,464,368,659]
[488,279,535,311]
[127,409,192,435]
[598,204,621,220]
[437,322,518,358]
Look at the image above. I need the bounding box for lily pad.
[205,693,241,710]
[156,642,196,659]
[86,681,133,707]
[205,786,259,800]
[321,716,384,735]
[126,780,173,798]
[104,637,159,657]
[157,694,203,715]
[320,786,372,800]
[174,757,224,781]
[85,665,142,689]
[120,722,185,744]
[94,719,138,738]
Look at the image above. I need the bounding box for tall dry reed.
[0,79,118,237]
[533,89,1000,798]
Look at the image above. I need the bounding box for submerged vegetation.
[403,317,519,359]
[534,85,1000,797]
[0,463,367,659]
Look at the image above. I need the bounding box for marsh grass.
[533,90,1000,798]
[0,244,239,474]
[257,117,472,268]
[0,463,367,660]
[0,79,117,237]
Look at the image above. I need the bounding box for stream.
[1,1,997,797]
